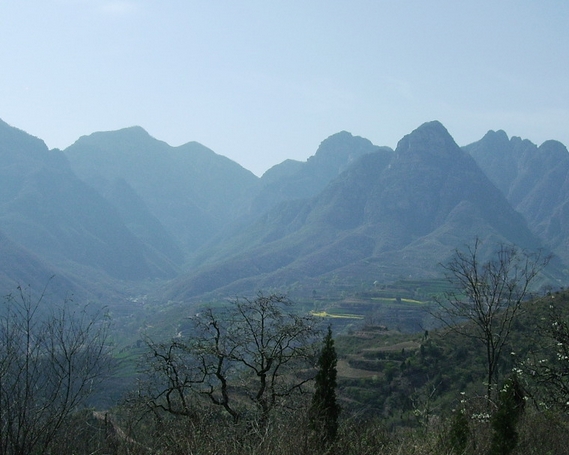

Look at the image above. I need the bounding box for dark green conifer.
[309,325,341,444]
[489,375,525,455]
[448,408,470,454]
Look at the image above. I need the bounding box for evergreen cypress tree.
[448,408,470,454]
[489,375,525,455]
[309,325,341,444]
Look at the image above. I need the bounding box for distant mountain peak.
[0,118,49,157]
[97,125,150,137]
[318,130,354,144]
[479,129,510,146]
[113,125,152,139]
[71,125,163,151]
[395,120,460,161]
[308,131,383,168]
[314,130,376,153]
[403,120,451,140]
[539,140,568,157]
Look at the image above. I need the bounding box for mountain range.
[0,118,566,305]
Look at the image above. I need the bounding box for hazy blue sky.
[1,1,568,175]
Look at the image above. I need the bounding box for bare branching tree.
[0,285,111,455]
[141,293,319,427]
[435,238,549,400]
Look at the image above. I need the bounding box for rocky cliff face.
[166,121,544,301]
[466,131,569,263]
[0,117,565,303]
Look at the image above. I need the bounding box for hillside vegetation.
[13,287,569,455]
[3,117,569,453]
[0,118,568,306]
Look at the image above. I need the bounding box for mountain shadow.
[191,131,390,267]
[465,131,569,264]
[64,127,258,256]
[251,131,389,214]
[165,121,545,301]
[0,119,176,282]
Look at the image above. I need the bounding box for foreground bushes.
[47,404,569,455]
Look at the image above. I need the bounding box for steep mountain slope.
[64,127,258,255]
[165,121,543,301]
[192,131,389,266]
[0,119,175,282]
[2,117,565,305]
[251,131,388,214]
[97,177,184,267]
[465,132,569,263]
[0,229,73,296]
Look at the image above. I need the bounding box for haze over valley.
[0,118,567,319]
[3,4,569,452]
